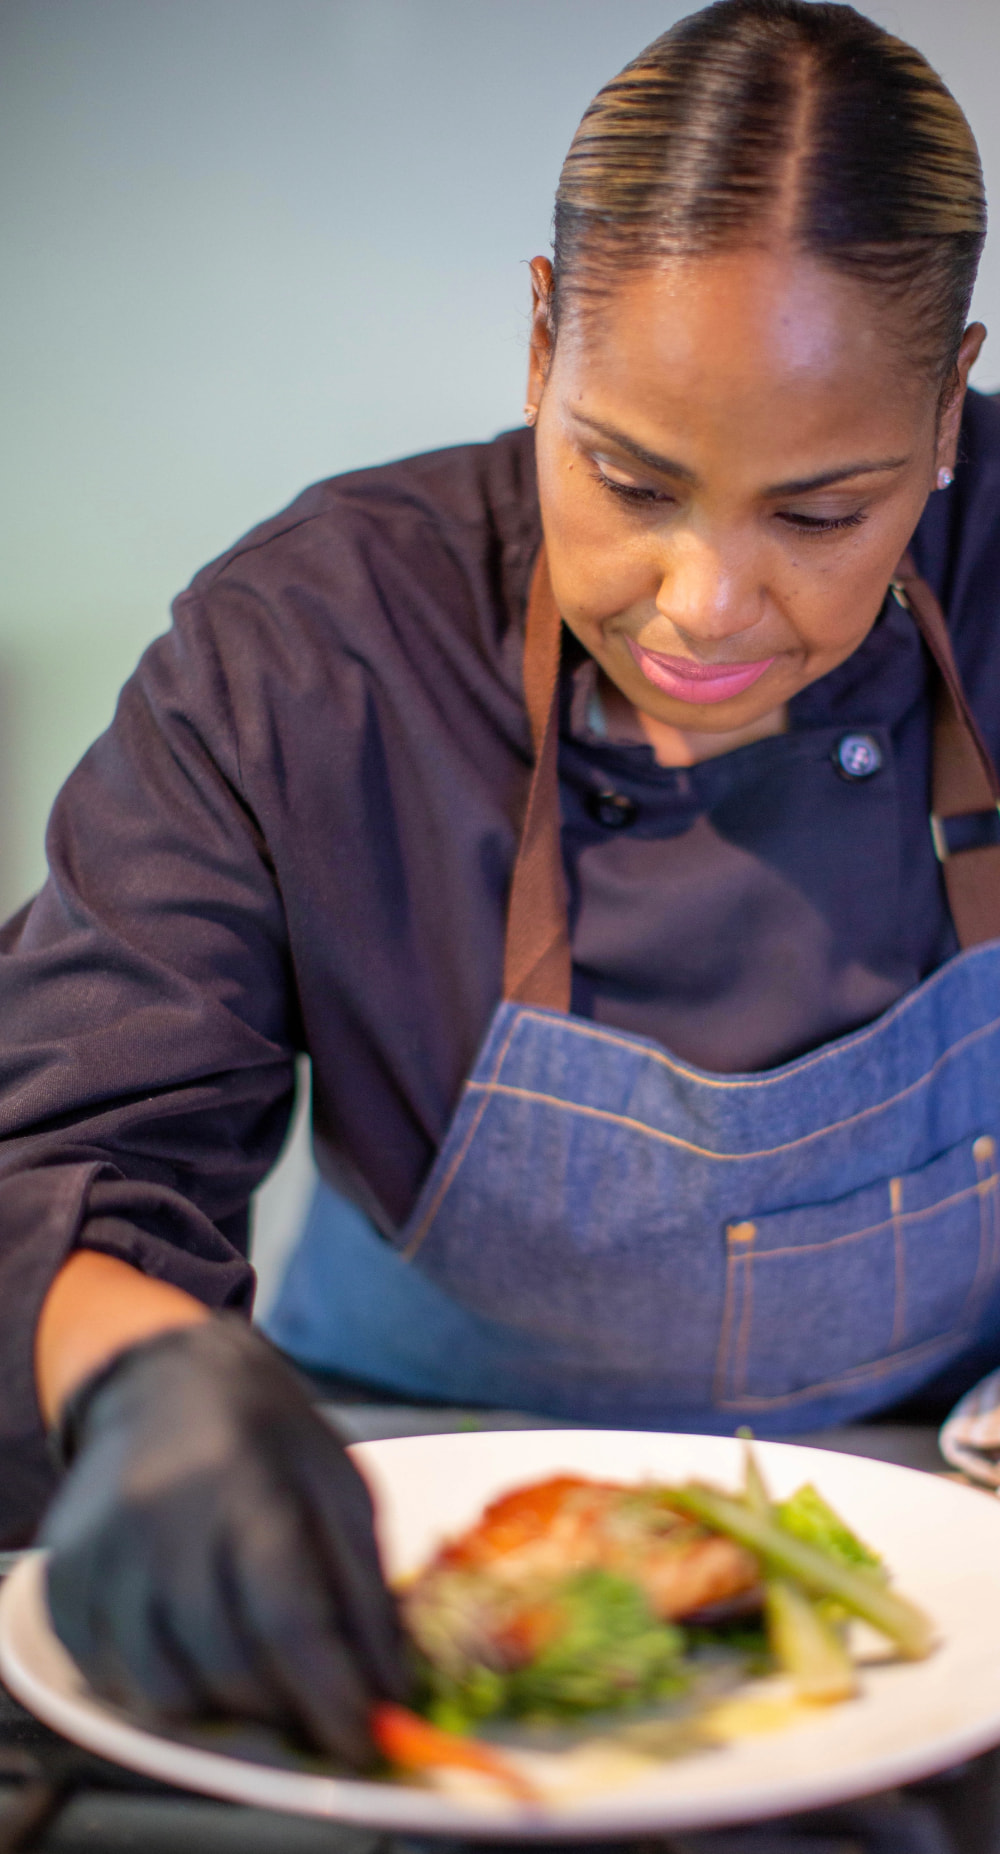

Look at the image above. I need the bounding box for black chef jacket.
[2,393,1000,1543]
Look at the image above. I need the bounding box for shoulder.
[184,425,539,642]
[137,428,539,788]
[910,388,1000,630]
[907,389,1000,733]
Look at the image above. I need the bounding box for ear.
[936,321,987,473]
[525,257,555,420]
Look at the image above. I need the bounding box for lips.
[625,638,776,705]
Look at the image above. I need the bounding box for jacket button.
[833,733,883,780]
[586,788,639,829]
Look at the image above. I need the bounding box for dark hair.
[553,0,986,383]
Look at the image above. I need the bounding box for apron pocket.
[716,1131,1000,1408]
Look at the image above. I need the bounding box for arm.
[35,1250,209,1427]
[6,587,411,1760]
[0,590,293,1542]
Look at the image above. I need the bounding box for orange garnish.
[371,1703,541,1805]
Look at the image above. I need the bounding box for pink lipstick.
[625,638,775,705]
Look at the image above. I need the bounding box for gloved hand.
[40,1315,411,1768]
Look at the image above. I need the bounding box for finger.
[47,1533,200,1719]
[50,1474,286,1730]
[226,1486,379,1767]
[282,1417,412,1704]
[42,1406,207,1717]
[136,1478,294,1727]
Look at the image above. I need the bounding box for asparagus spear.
[669,1482,933,1660]
[765,1578,857,1702]
[739,1439,858,1700]
[741,1434,771,1518]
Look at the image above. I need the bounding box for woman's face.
[529,248,983,736]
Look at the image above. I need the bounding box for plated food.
[4,1431,1000,1838]
[376,1441,933,1794]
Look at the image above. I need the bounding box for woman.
[2,0,998,1771]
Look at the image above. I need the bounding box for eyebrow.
[573,415,910,498]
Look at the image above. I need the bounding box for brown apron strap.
[502,548,573,1008]
[503,545,1000,1010]
[892,553,1000,949]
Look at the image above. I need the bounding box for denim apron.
[265,552,1000,1433]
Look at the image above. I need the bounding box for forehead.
[553,249,935,472]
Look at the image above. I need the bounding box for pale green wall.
[0,0,670,911]
[3,0,1000,918]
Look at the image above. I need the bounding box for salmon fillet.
[404,1475,760,1685]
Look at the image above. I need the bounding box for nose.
[652,533,763,651]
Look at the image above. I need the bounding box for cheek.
[787,577,884,666]
[539,448,603,549]
[537,423,636,547]
[538,452,657,618]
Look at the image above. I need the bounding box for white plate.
[4,1430,1000,1838]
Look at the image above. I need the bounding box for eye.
[592,463,675,508]
[777,509,868,535]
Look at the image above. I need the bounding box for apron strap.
[502,549,573,1008]
[503,544,1000,1009]
[891,552,1000,949]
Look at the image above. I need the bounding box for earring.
[937,465,954,490]
[523,404,538,427]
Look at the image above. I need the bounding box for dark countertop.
[2,1411,998,1854]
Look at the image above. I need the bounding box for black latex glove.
[40,1315,411,1768]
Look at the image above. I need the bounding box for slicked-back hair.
[553,0,986,382]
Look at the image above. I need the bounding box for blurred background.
[3,0,1000,1297]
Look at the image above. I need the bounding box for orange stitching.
[401,1011,524,1261]
[401,1089,495,1261]
[485,1010,525,1087]
[980,1144,1000,1285]
[990,1174,1000,1281]
[749,1181,982,1265]
[466,1066,1000,1163]
[889,1177,906,1350]
[970,1177,993,1311]
[716,1327,966,1410]
[719,1151,1000,1406]
[889,1181,983,1227]
[497,946,1000,1092]
[965,1144,1000,1316]
[714,1246,741,1405]
[733,1248,756,1397]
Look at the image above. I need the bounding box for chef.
[2,0,999,1773]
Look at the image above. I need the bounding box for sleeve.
[0,592,297,1544]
